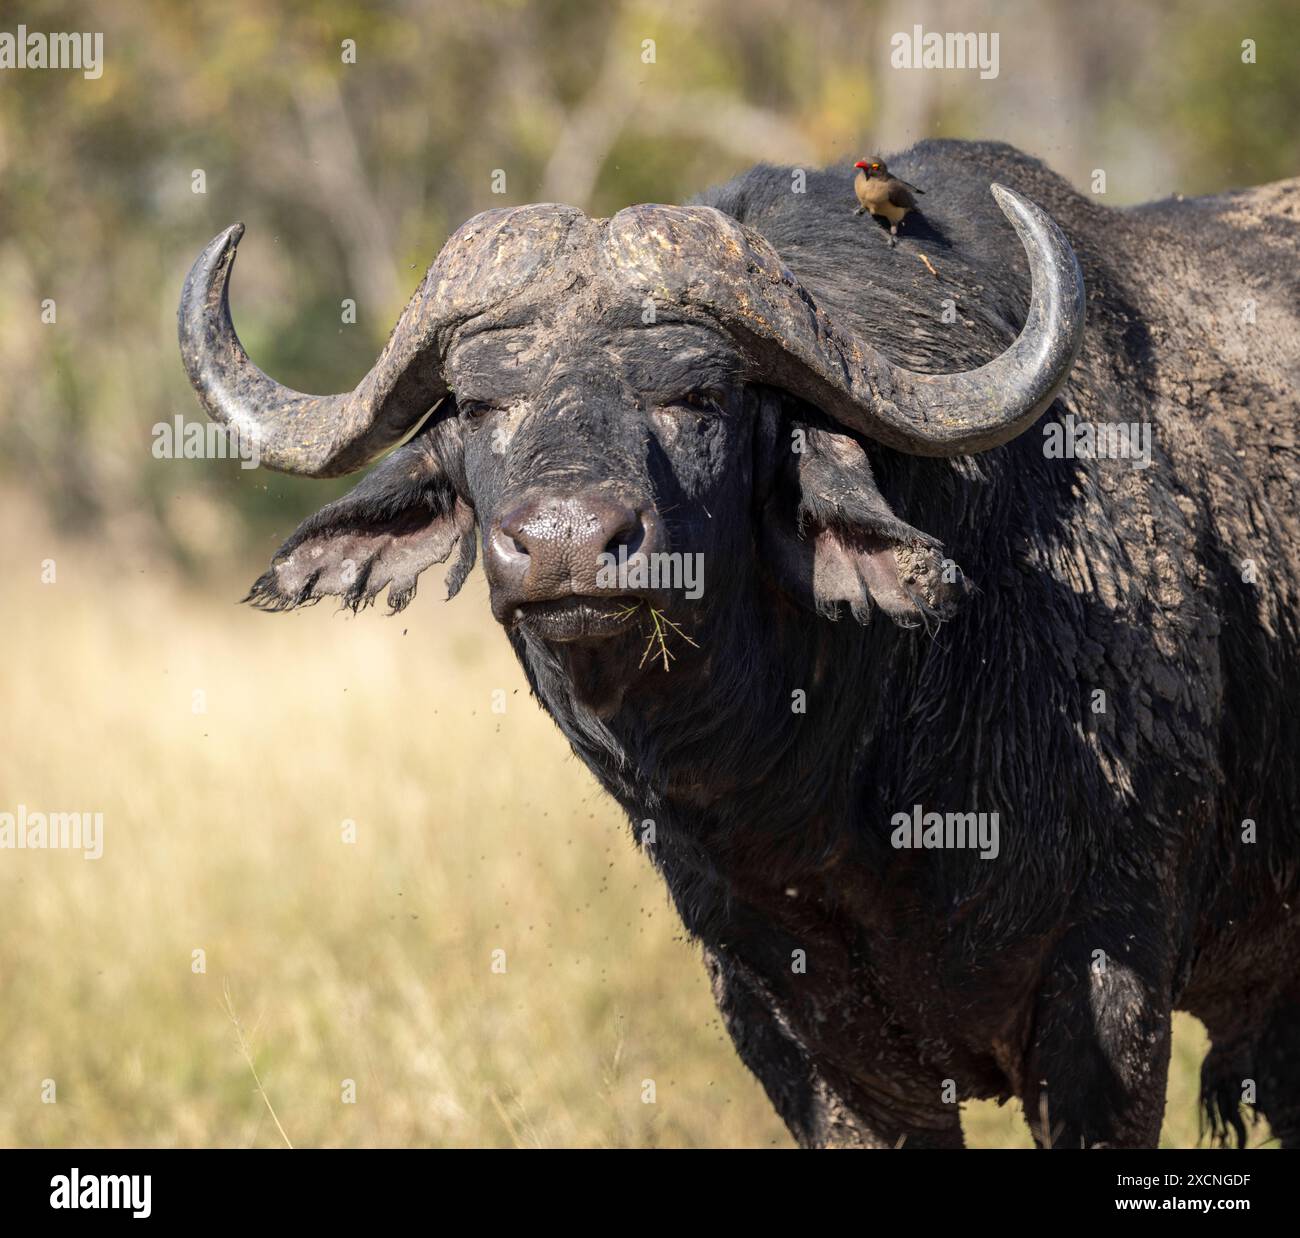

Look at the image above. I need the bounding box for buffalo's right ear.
[246,423,476,614]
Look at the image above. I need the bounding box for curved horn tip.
[988,182,1036,223]
[201,222,245,261]
[217,221,245,251]
[185,225,246,295]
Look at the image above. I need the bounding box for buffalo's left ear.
[246,424,476,614]
[759,415,969,629]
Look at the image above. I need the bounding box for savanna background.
[1,0,1295,1148]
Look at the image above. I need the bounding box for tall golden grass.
[0,502,1241,1148]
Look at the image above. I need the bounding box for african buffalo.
[179,139,1300,1149]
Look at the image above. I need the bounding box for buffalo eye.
[456,397,497,424]
[676,390,723,413]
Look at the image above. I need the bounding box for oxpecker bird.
[854,157,924,245]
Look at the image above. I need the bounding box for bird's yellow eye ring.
[872,164,880,170]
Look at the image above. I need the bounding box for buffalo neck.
[511,579,902,885]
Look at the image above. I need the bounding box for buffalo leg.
[1022,927,1172,1148]
[705,949,964,1148]
[1253,989,1300,1147]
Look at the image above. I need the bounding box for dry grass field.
[0,502,1249,1148]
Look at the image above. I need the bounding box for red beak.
[854,161,868,169]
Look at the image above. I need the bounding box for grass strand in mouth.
[613,602,700,671]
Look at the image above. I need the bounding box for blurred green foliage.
[0,0,1295,566]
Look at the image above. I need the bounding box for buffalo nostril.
[604,516,645,558]
[490,522,532,567]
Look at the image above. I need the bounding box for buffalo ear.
[246,425,476,614]
[759,417,969,629]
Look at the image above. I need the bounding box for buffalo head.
[178,187,1084,706]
